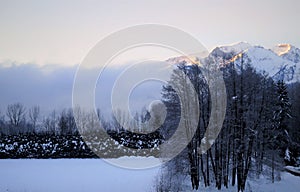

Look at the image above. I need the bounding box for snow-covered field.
[0,158,160,192]
[186,172,300,192]
[246,172,300,192]
[1,158,300,192]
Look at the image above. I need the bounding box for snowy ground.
[185,172,300,192]
[0,158,160,192]
[246,172,300,192]
[1,158,300,192]
[284,166,300,176]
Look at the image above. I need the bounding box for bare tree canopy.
[29,105,40,129]
[6,103,26,127]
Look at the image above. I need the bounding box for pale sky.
[0,0,300,66]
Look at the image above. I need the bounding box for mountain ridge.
[167,42,300,83]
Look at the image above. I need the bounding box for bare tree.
[6,103,26,127]
[43,117,51,135]
[66,108,77,134]
[29,105,40,131]
[0,109,6,135]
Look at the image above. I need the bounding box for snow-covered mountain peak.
[272,44,300,63]
[167,42,300,84]
[231,45,299,83]
[272,44,292,56]
[217,42,252,54]
[244,45,279,61]
[166,55,199,65]
[209,42,252,61]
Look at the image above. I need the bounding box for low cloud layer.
[0,63,163,118]
[0,64,76,114]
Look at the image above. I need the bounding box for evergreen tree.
[270,80,292,180]
[273,80,291,152]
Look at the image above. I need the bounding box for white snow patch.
[272,44,292,56]
[181,172,300,192]
[218,42,252,54]
[0,158,160,192]
[106,156,161,169]
[246,172,300,192]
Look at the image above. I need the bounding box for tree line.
[0,104,158,137]
[0,105,162,158]
[0,105,79,136]
[156,56,300,191]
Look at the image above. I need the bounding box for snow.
[218,42,251,54]
[246,172,300,192]
[0,158,160,192]
[243,46,292,77]
[166,55,199,66]
[107,156,161,169]
[272,44,292,56]
[285,166,300,176]
[178,172,300,192]
[204,42,300,84]
[233,46,299,83]
[285,148,291,162]
[162,42,300,84]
